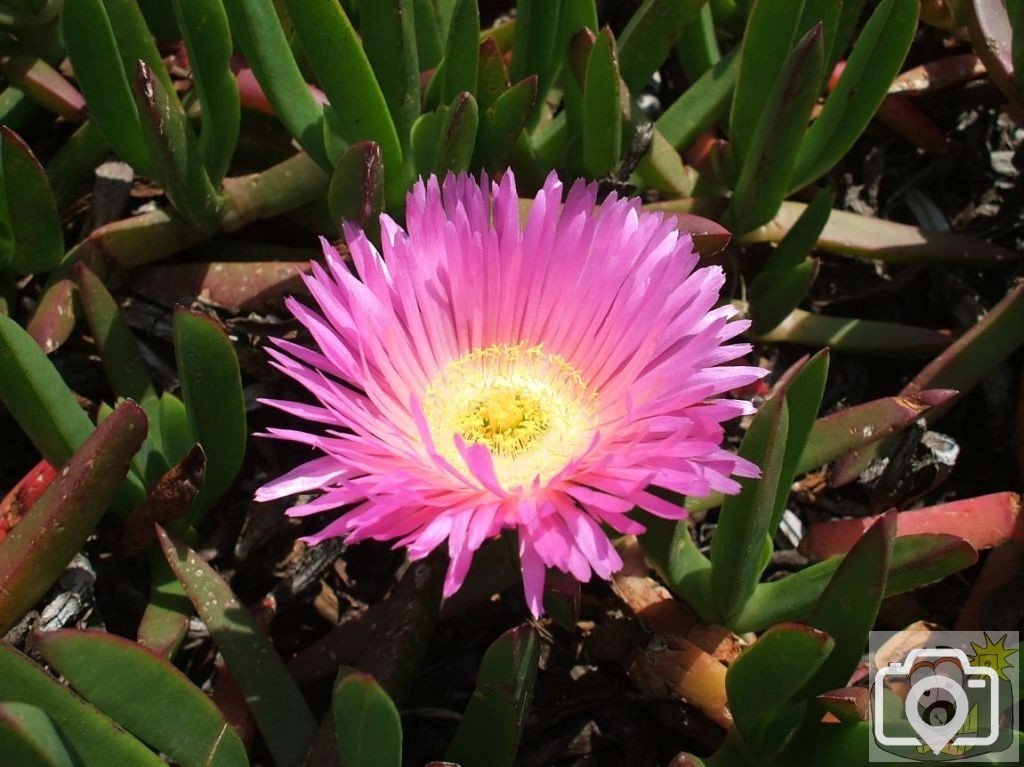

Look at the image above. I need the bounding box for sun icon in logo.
[968,633,1018,682]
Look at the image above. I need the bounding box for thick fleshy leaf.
[0,401,146,635]
[790,0,919,190]
[749,258,819,335]
[221,0,328,167]
[281,0,404,202]
[727,24,823,234]
[133,61,223,234]
[358,0,419,153]
[105,0,178,96]
[965,0,1022,105]
[710,393,789,621]
[0,50,86,123]
[831,280,1024,484]
[61,0,151,173]
[445,625,540,767]
[440,0,479,104]
[328,140,384,233]
[728,534,977,633]
[37,630,248,767]
[333,671,403,767]
[582,29,621,178]
[477,36,511,110]
[768,350,829,533]
[509,0,564,126]
[158,391,194,467]
[137,553,192,661]
[157,527,317,767]
[558,2,598,174]
[726,623,834,757]
[751,307,954,357]
[74,262,162,481]
[473,76,537,172]
[816,688,869,724]
[120,445,205,557]
[0,644,163,767]
[616,0,706,93]
[413,0,444,70]
[0,127,62,274]
[173,0,240,185]
[0,313,94,469]
[802,513,895,697]
[0,702,77,767]
[434,91,479,174]
[173,308,246,522]
[656,47,738,152]
[729,0,806,164]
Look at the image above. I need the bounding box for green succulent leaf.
[433,91,479,174]
[36,629,249,767]
[222,0,328,167]
[617,0,707,93]
[61,0,151,173]
[328,140,385,232]
[440,0,480,104]
[749,258,819,335]
[729,533,977,634]
[0,644,163,767]
[510,0,565,127]
[173,308,246,523]
[0,702,78,767]
[656,47,738,151]
[729,0,807,164]
[727,23,824,234]
[281,0,404,203]
[710,391,789,621]
[333,671,403,767]
[172,0,240,186]
[802,513,895,697]
[157,527,317,767]
[474,76,537,172]
[133,61,223,235]
[789,0,918,190]
[726,623,835,758]
[0,128,62,274]
[581,29,622,179]
[445,625,541,767]
[359,0,420,154]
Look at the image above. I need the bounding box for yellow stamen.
[422,343,597,488]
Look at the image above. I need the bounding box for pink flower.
[256,172,764,616]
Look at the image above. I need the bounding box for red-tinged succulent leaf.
[888,53,986,95]
[0,701,78,767]
[131,260,312,313]
[445,626,541,767]
[0,51,86,122]
[333,671,403,767]
[212,659,258,750]
[669,212,731,257]
[964,0,1023,105]
[729,533,978,633]
[133,60,222,234]
[726,623,835,757]
[803,492,1022,560]
[734,200,1018,266]
[817,687,870,723]
[0,401,147,634]
[26,275,78,354]
[119,445,206,556]
[328,141,385,232]
[802,513,896,697]
[173,308,246,523]
[477,35,511,110]
[0,644,163,766]
[434,91,479,175]
[230,56,328,117]
[875,95,955,153]
[156,527,317,767]
[832,280,1024,484]
[35,629,248,767]
[957,536,1024,630]
[0,459,56,544]
[798,389,957,475]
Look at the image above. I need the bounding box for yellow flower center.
[422,343,597,488]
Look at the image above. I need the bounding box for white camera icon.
[874,647,1000,754]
